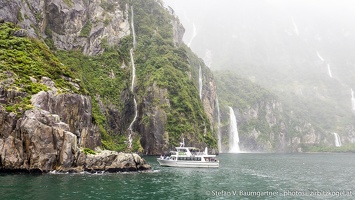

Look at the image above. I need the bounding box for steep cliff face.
[214,71,343,153]
[0,80,149,172]
[0,21,150,172]
[1,0,218,156]
[0,0,130,55]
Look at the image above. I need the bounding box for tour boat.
[157,141,219,168]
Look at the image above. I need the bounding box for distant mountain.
[164,0,355,151]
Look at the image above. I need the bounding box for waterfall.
[131,6,137,48]
[352,88,355,110]
[130,49,136,92]
[127,6,137,149]
[199,65,202,99]
[187,23,197,47]
[316,51,333,78]
[327,64,332,78]
[228,106,241,153]
[216,97,222,153]
[316,51,324,62]
[332,133,342,147]
[127,48,137,149]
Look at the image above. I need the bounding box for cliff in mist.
[215,71,355,152]
[165,0,355,152]
[0,0,219,174]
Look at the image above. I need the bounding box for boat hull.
[157,159,219,168]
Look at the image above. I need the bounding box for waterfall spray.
[228,106,241,153]
[332,133,342,147]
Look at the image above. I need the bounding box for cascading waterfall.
[327,64,333,78]
[316,51,324,62]
[352,88,355,110]
[127,6,137,149]
[188,23,197,47]
[332,133,342,147]
[131,6,137,48]
[216,97,222,153]
[199,65,202,99]
[316,51,333,78]
[130,49,136,92]
[228,106,241,153]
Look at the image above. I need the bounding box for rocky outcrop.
[78,150,150,173]
[164,2,185,46]
[31,90,100,149]
[0,76,150,173]
[0,0,130,55]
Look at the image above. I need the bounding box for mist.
[164,0,355,142]
[163,1,355,90]
[163,0,355,74]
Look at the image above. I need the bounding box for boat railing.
[191,152,207,156]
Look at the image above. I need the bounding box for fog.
[163,0,355,130]
[163,0,355,74]
[164,0,355,88]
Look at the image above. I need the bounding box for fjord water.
[1,153,354,200]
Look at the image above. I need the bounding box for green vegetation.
[63,0,74,8]
[83,148,96,155]
[17,11,24,22]
[0,22,80,114]
[214,71,293,149]
[56,44,130,151]
[131,0,216,148]
[79,21,92,37]
[214,71,274,109]
[1,0,217,153]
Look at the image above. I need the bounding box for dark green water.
[1,153,354,200]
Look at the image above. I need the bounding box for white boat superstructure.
[157,145,219,168]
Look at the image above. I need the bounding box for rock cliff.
[0,0,130,55]
[214,71,355,153]
[0,82,150,173]
[0,20,150,172]
[0,0,218,159]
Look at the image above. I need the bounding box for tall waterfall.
[127,6,137,149]
[130,49,136,92]
[228,106,241,153]
[332,133,342,147]
[131,6,137,48]
[327,64,333,78]
[316,51,324,62]
[216,97,222,153]
[352,88,355,111]
[187,23,197,47]
[199,65,202,99]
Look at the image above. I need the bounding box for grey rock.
[13,29,27,37]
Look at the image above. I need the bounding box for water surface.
[0,153,354,199]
